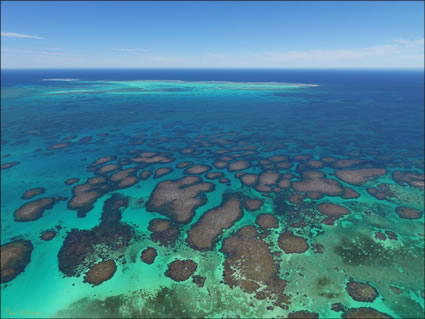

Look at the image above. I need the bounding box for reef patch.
[146,176,215,223]
[140,247,157,264]
[58,194,134,277]
[186,193,243,250]
[83,260,117,286]
[165,259,197,282]
[335,168,386,185]
[14,197,57,222]
[1,240,33,283]
[278,230,309,254]
[221,226,289,309]
[346,278,379,302]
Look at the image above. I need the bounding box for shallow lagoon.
[1,69,424,318]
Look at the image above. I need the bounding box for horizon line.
[1,67,424,71]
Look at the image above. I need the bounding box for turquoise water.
[1,70,424,318]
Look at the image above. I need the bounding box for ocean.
[1,69,424,318]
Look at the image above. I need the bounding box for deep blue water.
[2,69,424,151]
[2,68,424,90]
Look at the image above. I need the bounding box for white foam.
[41,78,80,82]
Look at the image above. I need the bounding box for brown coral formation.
[331,159,364,168]
[395,206,423,220]
[14,197,57,222]
[292,171,344,197]
[83,260,117,286]
[117,176,138,189]
[287,310,319,319]
[68,190,102,211]
[148,218,179,246]
[375,232,387,241]
[176,161,193,168]
[259,170,280,185]
[68,169,142,216]
[367,183,395,200]
[213,160,228,169]
[240,173,258,186]
[96,164,121,175]
[109,168,138,183]
[154,167,173,178]
[165,259,197,282]
[21,187,46,200]
[331,302,347,312]
[268,155,289,162]
[278,179,291,188]
[65,177,80,185]
[221,226,289,308]
[228,160,250,172]
[146,176,215,223]
[335,168,386,185]
[342,187,360,199]
[321,156,337,163]
[306,160,324,169]
[243,198,264,211]
[219,178,230,184]
[205,172,224,179]
[72,183,94,195]
[342,307,392,319]
[48,142,71,150]
[91,155,116,167]
[1,161,20,169]
[131,152,175,164]
[88,176,107,185]
[40,230,57,241]
[317,203,350,219]
[392,170,424,188]
[140,247,157,264]
[289,193,305,205]
[253,170,280,192]
[139,170,153,180]
[58,194,134,277]
[186,194,243,250]
[183,164,211,175]
[275,161,293,169]
[385,230,397,240]
[256,214,278,230]
[278,230,309,254]
[346,278,379,302]
[192,275,206,288]
[1,240,33,283]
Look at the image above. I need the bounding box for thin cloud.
[204,38,424,68]
[1,32,45,39]
[2,38,423,68]
[392,38,424,47]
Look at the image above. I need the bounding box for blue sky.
[1,1,424,69]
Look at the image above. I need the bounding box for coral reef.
[278,230,309,254]
[21,187,46,200]
[140,247,157,264]
[187,194,243,250]
[1,240,33,283]
[83,260,117,286]
[346,278,379,302]
[146,176,215,223]
[221,226,289,309]
[14,197,57,222]
[165,259,197,282]
[148,218,179,247]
